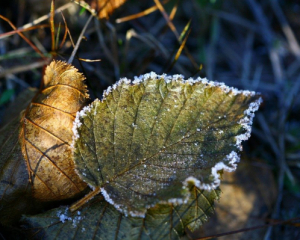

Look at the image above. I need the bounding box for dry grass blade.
[68,14,93,64]
[270,0,300,58]
[50,0,56,52]
[153,0,179,39]
[153,0,199,70]
[166,27,191,73]
[58,12,69,50]
[115,0,170,23]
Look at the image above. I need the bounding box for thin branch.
[68,14,93,64]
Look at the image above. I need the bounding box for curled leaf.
[20,60,88,201]
[23,185,220,239]
[74,0,127,19]
[72,72,262,216]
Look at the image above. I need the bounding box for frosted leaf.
[23,186,220,239]
[72,73,261,217]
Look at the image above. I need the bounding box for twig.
[196,217,300,240]
[0,60,50,78]
[153,0,199,70]
[50,0,56,52]
[94,18,114,64]
[153,0,179,39]
[245,0,284,84]
[245,0,273,45]
[0,15,46,58]
[257,114,280,157]
[211,9,258,33]
[270,0,300,58]
[166,28,191,73]
[0,3,73,40]
[23,3,73,30]
[206,16,219,80]
[116,0,170,23]
[68,14,93,64]
[106,21,120,81]
[241,31,254,87]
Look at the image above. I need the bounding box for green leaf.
[72,72,261,217]
[23,186,220,240]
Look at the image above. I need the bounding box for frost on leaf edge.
[71,72,262,216]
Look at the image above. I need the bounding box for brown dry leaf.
[192,157,277,240]
[75,0,127,19]
[20,60,88,202]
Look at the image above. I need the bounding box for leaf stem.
[69,187,101,212]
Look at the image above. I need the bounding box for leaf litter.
[23,185,220,240]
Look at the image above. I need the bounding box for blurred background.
[0,0,299,239]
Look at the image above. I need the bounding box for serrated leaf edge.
[71,72,262,217]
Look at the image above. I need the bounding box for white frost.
[183,151,240,191]
[71,104,93,148]
[235,97,263,150]
[101,187,147,218]
[101,72,258,100]
[56,207,84,227]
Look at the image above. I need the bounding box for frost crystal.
[104,72,257,99]
[56,208,84,227]
[71,104,93,148]
[57,208,72,223]
[235,97,263,150]
[184,151,240,191]
[100,187,146,217]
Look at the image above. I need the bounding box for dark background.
[0,0,300,239]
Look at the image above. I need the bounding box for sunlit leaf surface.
[23,185,219,240]
[73,72,262,216]
[20,60,88,201]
